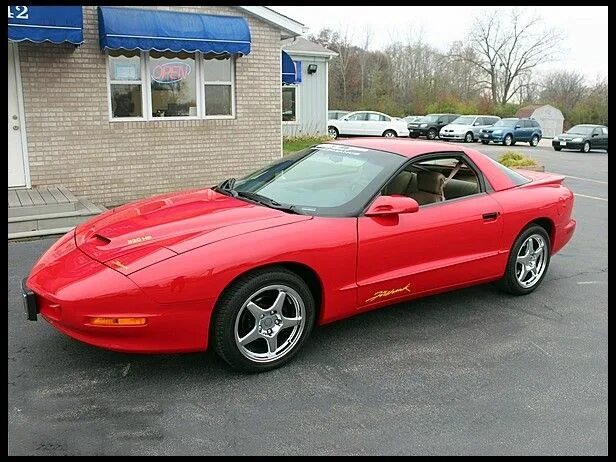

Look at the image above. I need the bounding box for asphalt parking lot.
[8,143,607,455]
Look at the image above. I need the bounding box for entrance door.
[8,42,27,188]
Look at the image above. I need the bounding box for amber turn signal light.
[89,317,147,326]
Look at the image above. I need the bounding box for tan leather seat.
[411,171,445,205]
[383,171,418,196]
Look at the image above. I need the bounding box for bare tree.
[454,9,562,104]
[358,26,372,104]
[540,70,586,112]
[331,26,354,103]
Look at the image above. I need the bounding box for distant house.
[516,104,564,138]
[281,37,337,137]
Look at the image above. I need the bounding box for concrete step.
[8,201,77,218]
[8,201,107,240]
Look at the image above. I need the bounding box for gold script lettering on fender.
[365,283,411,303]
[127,235,153,245]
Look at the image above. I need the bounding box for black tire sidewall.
[328,127,338,139]
[482,140,489,145]
[502,225,551,295]
[212,268,316,372]
[383,130,396,138]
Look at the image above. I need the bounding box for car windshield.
[233,145,405,217]
[451,116,475,125]
[493,119,517,127]
[422,115,439,123]
[566,125,595,135]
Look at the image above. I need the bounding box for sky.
[271,6,608,81]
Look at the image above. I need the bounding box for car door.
[591,127,606,149]
[340,112,367,135]
[516,120,530,141]
[356,154,505,309]
[365,112,386,136]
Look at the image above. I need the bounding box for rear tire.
[211,267,315,372]
[427,128,437,140]
[498,225,551,296]
[530,135,539,147]
[382,129,397,138]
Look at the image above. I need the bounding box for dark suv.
[480,118,543,146]
[408,113,460,140]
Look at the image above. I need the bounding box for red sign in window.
[151,62,192,83]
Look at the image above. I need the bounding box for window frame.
[106,50,236,122]
[281,84,299,124]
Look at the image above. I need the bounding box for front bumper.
[408,127,428,136]
[439,132,465,140]
[23,232,214,353]
[480,132,503,142]
[552,140,584,150]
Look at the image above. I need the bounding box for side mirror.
[592,133,599,137]
[473,121,481,126]
[365,195,419,217]
[515,125,521,129]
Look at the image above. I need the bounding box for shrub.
[498,151,538,168]
[283,135,330,155]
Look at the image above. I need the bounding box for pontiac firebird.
[22,139,576,372]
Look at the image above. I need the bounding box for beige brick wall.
[18,5,282,207]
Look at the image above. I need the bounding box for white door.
[8,42,27,188]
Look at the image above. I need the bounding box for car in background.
[480,118,542,147]
[328,110,350,120]
[328,111,409,139]
[552,124,608,153]
[404,115,423,124]
[407,113,460,140]
[439,115,501,143]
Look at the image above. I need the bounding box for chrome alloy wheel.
[234,285,306,363]
[515,234,548,288]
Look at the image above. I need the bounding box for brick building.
[8,6,305,206]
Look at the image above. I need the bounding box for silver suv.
[439,115,501,143]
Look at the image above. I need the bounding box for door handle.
[482,212,499,221]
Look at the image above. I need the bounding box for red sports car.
[22,139,576,372]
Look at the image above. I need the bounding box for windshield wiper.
[213,177,238,197]
[235,191,302,215]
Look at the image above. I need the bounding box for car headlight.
[572,137,583,142]
[492,130,502,135]
[420,123,428,128]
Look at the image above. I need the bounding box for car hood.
[75,188,311,274]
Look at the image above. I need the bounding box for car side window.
[347,113,366,121]
[379,115,390,122]
[366,113,382,122]
[593,127,602,136]
[532,120,540,128]
[380,156,482,207]
[602,127,608,135]
[475,117,485,125]
[522,120,531,128]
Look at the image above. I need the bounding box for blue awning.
[8,6,83,45]
[282,51,296,85]
[97,7,251,55]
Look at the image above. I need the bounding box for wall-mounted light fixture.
[307,64,318,74]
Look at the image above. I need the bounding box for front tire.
[582,141,590,153]
[427,128,437,140]
[212,267,315,372]
[382,129,397,138]
[328,126,339,139]
[553,146,562,151]
[464,132,474,143]
[481,140,490,145]
[503,134,513,146]
[498,225,551,295]
[409,133,419,139]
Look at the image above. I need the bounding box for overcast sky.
[271,6,608,81]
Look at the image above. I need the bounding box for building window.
[203,57,234,116]
[108,50,143,118]
[282,86,297,122]
[149,51,197,118]
[107,51,235,121]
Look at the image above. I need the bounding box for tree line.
[310,9,607,128]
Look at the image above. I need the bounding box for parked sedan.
[23,139,576,372]
[480,118,542,146]
[328,111,409,139]
[439,115,501,142]
[552,124,608,153]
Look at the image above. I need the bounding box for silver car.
[439,115,501,142]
